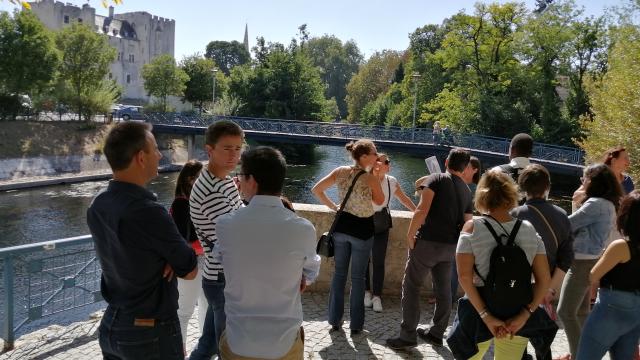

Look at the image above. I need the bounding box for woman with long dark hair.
[312,139,384,335]
[170,160,206,350]
[572,147,633,211]
[557,164,624,359]
[577,191,640,359]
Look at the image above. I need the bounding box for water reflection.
[0,144,573,248]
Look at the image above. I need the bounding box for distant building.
[28,0,175,103]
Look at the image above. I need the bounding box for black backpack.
[475,217,533,320]
[499,164,526,205]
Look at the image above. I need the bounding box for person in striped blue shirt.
[189,120,244,360]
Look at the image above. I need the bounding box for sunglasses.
[378,159,390,165]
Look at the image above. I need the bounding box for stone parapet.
[293,203,434,295]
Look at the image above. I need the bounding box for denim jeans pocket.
[116,332,160,359]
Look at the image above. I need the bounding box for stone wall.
[293,203,435,295]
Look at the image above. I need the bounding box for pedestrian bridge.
[147,114,584,176]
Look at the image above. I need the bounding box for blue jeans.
[577,288,640,360]
[188,274,226,360]
[328,232,374,330]
[98,306,183,360]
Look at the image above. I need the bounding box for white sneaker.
[372,296,383,312]
[364,291,373,308]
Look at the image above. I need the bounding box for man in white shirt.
[493,132,533,182]
[217,146,321,359]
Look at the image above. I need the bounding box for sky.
[0,0,628,60]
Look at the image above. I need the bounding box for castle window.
[108,73,112,79]
[77,18,83,23]
[117,52,122,61]
[64,15,69,24]
[113,29,118,36]
[129,54,134,63]
[126,74,131,84]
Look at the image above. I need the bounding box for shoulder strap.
[327,170,366,235]
[385,176,391,208]
[451,175,464,230]
[481,218,503,246]
[527,205,558,248]
[482,216,522,246]
[506,219,522,246]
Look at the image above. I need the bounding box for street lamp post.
[211,67,218,113]
[411,72,421,142]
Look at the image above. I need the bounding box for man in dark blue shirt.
[87,122,197,360]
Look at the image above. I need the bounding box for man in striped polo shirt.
[189,120,244,360]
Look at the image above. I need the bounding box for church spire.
[243,23,249,53]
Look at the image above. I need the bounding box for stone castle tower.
[28,0,175,102]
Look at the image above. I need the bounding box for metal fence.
[0,235,102,351]
[145,113,584,165]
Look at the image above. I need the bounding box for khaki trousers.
[219,327,304,360]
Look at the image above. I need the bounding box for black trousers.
[365,229,389,296]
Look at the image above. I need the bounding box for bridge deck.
[148,115,583,176]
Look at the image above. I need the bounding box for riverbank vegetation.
[0,0,639,177]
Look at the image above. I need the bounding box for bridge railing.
[0,236,102,351]
[145,113,584,165]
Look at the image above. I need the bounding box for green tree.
[55,23,116,120]
[0,11,59,107]
[204,40,250,76]
[142,54,189,112]
[578,25,640,179]
[229,41,329,121]
[345,50,403,123]
[424,3,533,137]
[180,54,226,112]
[518,0,579,143]
[304,35,363,119]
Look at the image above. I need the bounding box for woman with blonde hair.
[447,169,554,359]
[312,139,384,335]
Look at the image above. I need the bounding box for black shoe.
[350,329,361,336]
[330,325,341,332]
[417,328,443,347]
[386,337,417,350]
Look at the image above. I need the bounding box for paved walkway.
[1,292,598,360]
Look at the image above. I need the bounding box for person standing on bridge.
[189,121,245,360]
[87,122,198,360]
[312,139,384,335]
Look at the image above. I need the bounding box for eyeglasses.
[233,172,250,179]
[384,159,391,165]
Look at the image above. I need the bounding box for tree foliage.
[0,10,59,97]
[204,40,250,76]
[55,23,116,120]
[304,35,363,118]
[142,54,189,112]
[228,38,331,121]
[180,54,226,111]
[345,50,403,123]
[578,25,640,179]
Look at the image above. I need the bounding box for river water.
[0,144,574,248]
